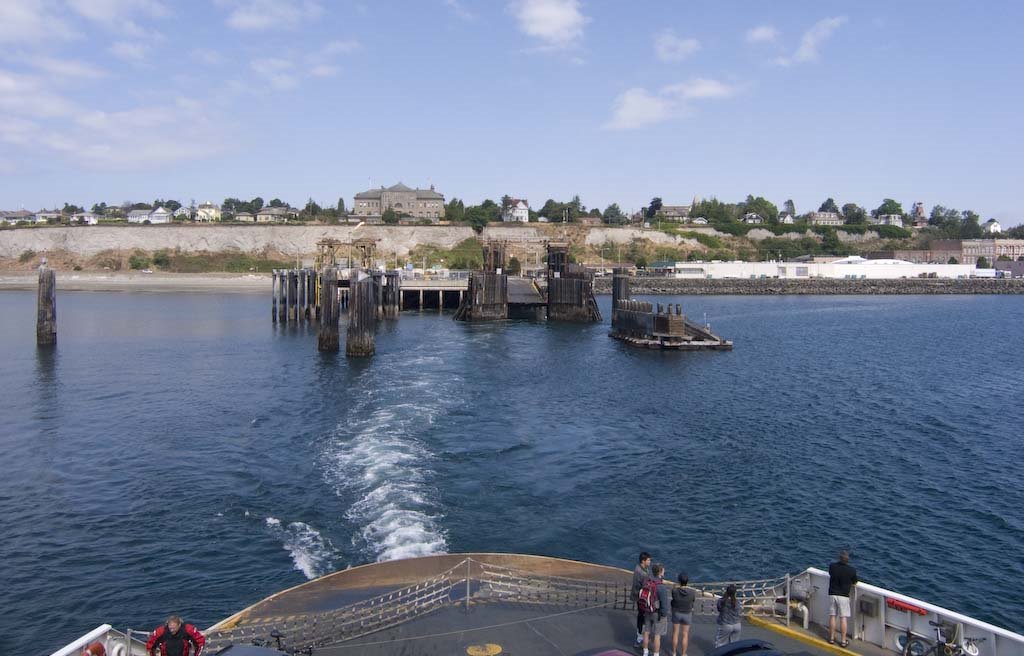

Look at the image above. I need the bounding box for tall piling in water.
[317,268,340,352]
[298,269,307,321]
[36,265,56,346]
[271,270,279,322]
[346,274,376,357]
[277,270,287,323]
[370,271,384,320]
[383,270,401,319]
[287,270,298,322]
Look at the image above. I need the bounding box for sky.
[1,0,1022,225]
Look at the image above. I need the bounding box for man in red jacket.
[146,615,205,656]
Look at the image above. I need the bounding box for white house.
[871,214,904,228]
[174,206,193,220]
[35,209,61,223]
[742,212,764,225]
[982,219,1001,234]
[502,199,529,223]
[196,201,221,222]
[779,213,795,225]
[127,209,151,223]
[689,216,708,225]
[256,206,292,223]
[72,212,99,225]
[149,206,173,224]
[1,209,36,224]
[809,211,843,226]
[234,212,255,223]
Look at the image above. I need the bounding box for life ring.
[109,641,128,656]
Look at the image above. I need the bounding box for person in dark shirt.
[670,571,696,656]
[631,551,652,646]
[828,550,858,647]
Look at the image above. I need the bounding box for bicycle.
[898,619,986,656]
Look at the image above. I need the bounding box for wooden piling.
[36,266,56,346]
[277,269,287,323]
[272,270,279,322]
[383,271,401,319]
[346,274,376,357]
[318,268,340,352]
[297,269,306,321]
[285,270,296,322]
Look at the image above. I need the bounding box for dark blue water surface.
[1,291,1022,653]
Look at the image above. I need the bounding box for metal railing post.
[785,573,791,626]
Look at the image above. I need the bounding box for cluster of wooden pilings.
[272,267,402,356]
[609,267,732,350]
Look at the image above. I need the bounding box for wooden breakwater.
[546,243,601,322]
[609,268,732,350]
[593,277,1024,295]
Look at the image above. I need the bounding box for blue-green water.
[1,292,1022,654]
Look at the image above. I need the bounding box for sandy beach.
[0,271,271,293]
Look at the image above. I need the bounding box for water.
[1,291,1022,654]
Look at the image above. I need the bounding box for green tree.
[251,197,264,211]
[646,197,663,220]
[818,198,840,214]
[303,198,322,216]
[783,199,796,216]
[382,208,398,224]
[690,198,736,224]
[874,198,904,217]
[337,197,346,213]
[960,210,983,239]
[269,198,285,208]
[948,257,959,264]
[445,198,465,223]
[62,203,84,214]
[976,256,991,268]
[603,203,626,224]
[842,203,868,225]
[507,256,521,274]
[91,202,108,214]
[500,195,512,211]
[742,195,779,223]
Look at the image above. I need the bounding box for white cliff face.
[0,225,480,259]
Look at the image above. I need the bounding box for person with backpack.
[715,584,742,647]
[631,551,652,646]
[639,563,671,656]
[670,571,696,656]
[146,615,205,656]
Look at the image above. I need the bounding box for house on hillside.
[689,216,708,225]
[1,209,36,224]
[779,212,795,225]
[196,202,221,222]
[871,214,904,228]
[353,182,445,223]
[234,212,255,223]
[174,206,193,220]
[127,209,152,223]
[809,211,843,226]
[256,206,295,223]
[657,205,691,222]
[742,212,764,225]
[72,211,99,225]
[982,219,1001,234]
[149,206,173,224]
[502,199,529,223]
[35,209,61,223]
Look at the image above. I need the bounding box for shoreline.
[0,272,270,293]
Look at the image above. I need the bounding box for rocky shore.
[593,277,1024,295]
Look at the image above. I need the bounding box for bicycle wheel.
[896,634,930,656]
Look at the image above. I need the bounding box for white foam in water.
[265,517,336,579]
[322,387,449,563]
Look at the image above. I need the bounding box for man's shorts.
[829,595,851,618]
[644,612,669,636]
[672,611,693,625]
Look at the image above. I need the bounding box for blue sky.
[1,0,1022,225]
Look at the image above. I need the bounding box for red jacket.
[146,623,206,656]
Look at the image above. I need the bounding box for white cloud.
[775,16,847,66]
[605,88,674,130]
[27,57,107,79]
[654,30,700,63]
[604,78,739,130]
[0,1,77,44]
[444,0,475,21]
[0,68,76,117]
[321,40,360,55]
[219,0,323,31]
[308,64,338,77]
[510,0,587,49]
[251,58,298,89]
[66,0,168,38]
[109,41,148,62]
[745,25,778,44]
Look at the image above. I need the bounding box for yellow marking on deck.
[466,643,502,655]
[747,616,858,656]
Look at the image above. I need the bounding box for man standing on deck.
[632,552,652,646]
[828,550,858,647]
[146,615,205,656]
